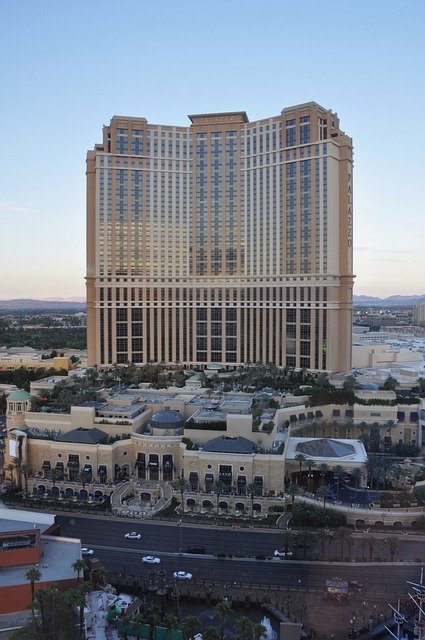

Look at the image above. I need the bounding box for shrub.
[291,503,347,528]
[255,554,266,560]
[412,515,425,530]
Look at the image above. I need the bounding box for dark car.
[186,546,206,554]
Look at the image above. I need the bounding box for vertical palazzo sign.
[347,171,353,247]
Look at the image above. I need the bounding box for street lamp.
[178,519,183,553]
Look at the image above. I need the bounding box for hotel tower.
[87,102,354,371]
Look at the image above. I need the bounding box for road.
[56,515,425,594]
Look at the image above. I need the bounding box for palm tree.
[163,614,178,640]
[72,559,87,584]
[384,536,401,562]
[286,483,298,507]
[316,529,332,560]
[296,530,313,560]
[176,476,189,514]
[215,600,232,640]
[251,623,267,640]
[305,459,316,491]
[349,468,362,501]
[180,615,200,640]
[20,463,32,495]
[317,485,333,511]
[294,453,307,485]
[363,533,378,562]
[5,461,16,484]
[147,604,160,640]
[333,527,351,560]
[281,530,296,554]
[316,462,330,487]
[332,465,346,499]
[76,581,92,638]
[25,566,41,618]
[391,466,408,493]
[234,616,253,640]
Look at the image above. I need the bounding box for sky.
[0,0,424,300]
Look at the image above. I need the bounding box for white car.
[173,571,192,580]
[274,549,293,558]
[81,547,94,556]
[125,531,141,540]
[142,556,161,564]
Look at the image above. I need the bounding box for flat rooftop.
[0,535,80,587]
[0,507,55,535]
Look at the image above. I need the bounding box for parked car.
[125,531,141,540]
[186,546,206,554]
[173,571,192,580]
[81,547,94,556]
[142,556,161,564]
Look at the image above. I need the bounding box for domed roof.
[150,410,183,429]
[8,390,33,401]
[361,382,379,391]
[296,438,356,458]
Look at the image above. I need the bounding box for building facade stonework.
[86,102,354,372]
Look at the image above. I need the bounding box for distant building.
[413,302,425,327]
[0,348,75,372]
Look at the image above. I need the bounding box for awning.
[290,415,298,422]
[135,460,145,468]
[56,462,64,469]
[114,463,121,471]
[307,412,315,420]
[189,472,198,480]
[237,476,246,485]
[98,465,107,474]
[316,410,323,418]
[67,460,79,468]
[84,465,92,473]
[298,413,306,421]
[42,461,51,469]
[205,473,214,482]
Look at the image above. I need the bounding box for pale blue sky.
[1,0,424,299]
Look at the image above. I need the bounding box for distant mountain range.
[0,294,424,311]
[0,298,86,311]
[353,294,425,306]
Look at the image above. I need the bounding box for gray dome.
[296,438,355,458]
[150,410,183,430]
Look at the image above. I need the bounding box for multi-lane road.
[57,515,425,594]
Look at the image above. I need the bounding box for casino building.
[86,102,354,372]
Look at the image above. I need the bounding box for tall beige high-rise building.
[87,102,354,371]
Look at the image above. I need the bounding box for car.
[81,547,94,556]
[125,532,141,540]
[274,549,293,558]
[142,556,161,564]
[173,571,192,580]
[186,546,206,554]
[231,525,241,530]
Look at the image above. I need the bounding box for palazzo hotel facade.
[87,102,354,371]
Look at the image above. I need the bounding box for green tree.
[72,559,87,584]
[333,527,351,560]
[286,483,298,507]
[295,530,313,560]
[176,476,189,514]
[363,534,379,561]
[20,463,32,495]
[316,462,330,487]
[5,461,16,484]
[317,528,332,560]
[215,600,232,640]
[180,615,200,640]
[383,375,399,391]
[332,465,346,499]
[294,453,307,485]
[349,468,362,501]
[25,566,41,618]
[234,616,253,640]
[384,536,401,562]
[317,485,333,511]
